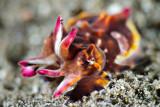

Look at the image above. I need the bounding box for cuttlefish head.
[65,44,106,76]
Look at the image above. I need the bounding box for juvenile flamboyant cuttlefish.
[18,8,141,100]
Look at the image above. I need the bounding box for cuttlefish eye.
[81,57,95,67]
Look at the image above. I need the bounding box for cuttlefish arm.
[37,69,64,77]
[18,54,59,77]
[60,27,78,59]
[53,16,63,57]
[53,74,81,98]
[18,16,64,77]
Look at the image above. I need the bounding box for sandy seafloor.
[0,0,160,107]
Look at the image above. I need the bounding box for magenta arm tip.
[122,7,131,18]
[18,60,27,66]
[61,27,78,49]
[21,66,37,77]
[53,16,63,35]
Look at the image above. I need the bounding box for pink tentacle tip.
[53,16,63,35]
[70,27,78,37]
[61,27,78,48]
[53,91,62,98]
[123,7,131,18]
[21,66,37,77]
[18,60,28,66]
